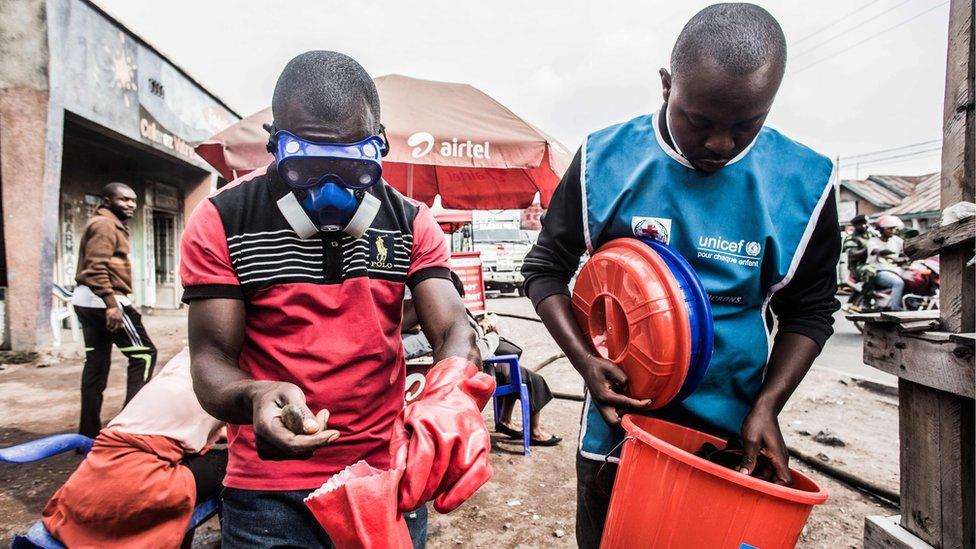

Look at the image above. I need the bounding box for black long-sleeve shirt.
[522,148,841,349]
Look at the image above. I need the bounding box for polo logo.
[376,235,389,263]
[632,216,672,244]
[371,234,394,269]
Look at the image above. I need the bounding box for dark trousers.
[184,449,229,504]
[576,453,618,549]
[222,488,428,548]
[75,305,158,438]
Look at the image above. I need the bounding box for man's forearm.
[535,294,595,370]
[190,349,263,425]
[187,299,253,424]
[752,332,821,414]
[432,322,480,365]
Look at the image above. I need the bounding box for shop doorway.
[57,116,207,310]
[152,211,178,308]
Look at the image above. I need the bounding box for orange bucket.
[602,416,827,549]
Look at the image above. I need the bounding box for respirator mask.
[270,128,389,238]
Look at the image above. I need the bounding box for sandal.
[530,435,562,447]
[495,423,524,439]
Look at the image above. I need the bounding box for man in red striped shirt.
[182,51,478,547]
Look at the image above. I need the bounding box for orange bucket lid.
[572,239,692,408]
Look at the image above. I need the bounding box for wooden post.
[939,0,976,335]
[865,1,975,548]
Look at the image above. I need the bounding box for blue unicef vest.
[578,113,834,462]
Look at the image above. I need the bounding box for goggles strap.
[276,192,319,239]
[344,192,380,238]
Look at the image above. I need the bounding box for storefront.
[0,0,240,350]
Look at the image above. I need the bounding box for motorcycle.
[843,258,940,333]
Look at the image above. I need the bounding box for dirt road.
[0,298,899,547]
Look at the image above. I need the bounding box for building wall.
[0,0,237,350]
[838,187,886,221]
[1,0,62,351]
[46,0,236,172]
[56,121,213,310]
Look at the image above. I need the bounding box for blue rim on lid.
[641,239,714,402]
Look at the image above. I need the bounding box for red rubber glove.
[390,356,496,513]
[304,460,411,549]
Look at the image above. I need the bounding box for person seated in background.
[402,276,561,446]
[41,348,226,549]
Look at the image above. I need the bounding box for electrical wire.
[838,139,942,161]
[789,0,888,47]
[789,1,949,76]
[790,0,914,60]
[844,147,942,167]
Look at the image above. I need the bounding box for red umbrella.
[195,74,571,209]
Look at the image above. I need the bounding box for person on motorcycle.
[867,215,908,310]
[842,214,874,282]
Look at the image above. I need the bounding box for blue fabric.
[221,488,428,548]
[579,113,833,460]
[0,434,93,463]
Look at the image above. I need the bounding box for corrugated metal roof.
[885,173,941,217]
[867,174,930,198]
[841,178,905,207]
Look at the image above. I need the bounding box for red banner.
[520,204,544,230]
[448,252,487,316]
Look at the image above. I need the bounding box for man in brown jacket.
[72,182,157,438]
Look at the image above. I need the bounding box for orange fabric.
[41,430,195,549]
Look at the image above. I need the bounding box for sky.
[96,0,952,180]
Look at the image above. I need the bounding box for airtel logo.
[407,132,435,158]
[406,132,492,159]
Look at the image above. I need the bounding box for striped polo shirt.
[180,166,451,490]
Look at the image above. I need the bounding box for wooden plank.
[940,0,975,209]
[938,392,975,549]
[864,324,976,398]
[898,319,942,333]
[903,217,975,260]
[939,0,975,334]
[899,381,944,546]
[846,312,886,322]
[864,515,934,549]
[949,332,976,346]
[910,331,954,343]
[879,310,943,322]
[879,311,943,333]
[898,380,976,549]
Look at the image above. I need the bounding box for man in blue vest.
[521,4,840,547]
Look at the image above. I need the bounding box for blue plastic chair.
[485,354,531,456]
[2,434,221,548]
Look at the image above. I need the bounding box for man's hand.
[105,306,124,332]
[250,381,340,461]
[738,404,792,485]
[577,353,652,426]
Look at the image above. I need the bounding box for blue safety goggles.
[271,130,388,190]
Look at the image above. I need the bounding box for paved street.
[819,309,897,386]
